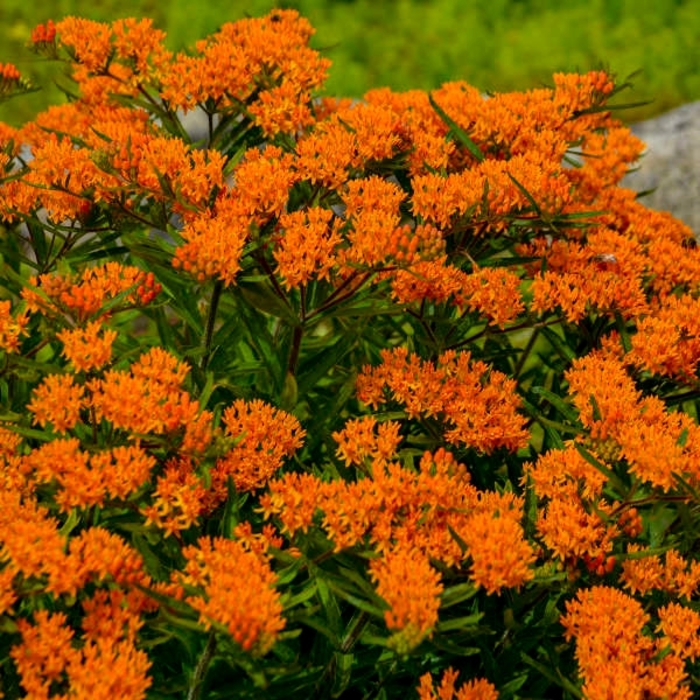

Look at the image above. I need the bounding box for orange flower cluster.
[621,546,700,599]
[88,347,213,453]
[331,416,403,469]
[273,207,342,288]
[141,456,208,537]
[30,19,56,46]
[208,398,305,502]
[561,586,691,700]
[27,373,85,433]
[657,603,700,662]
[57,321,118,372]
[368,547,443,652]
[628,294,700,382]
[0,299,29,353]
[417,668,499,700]
[51,526,151,598]
[0,62,27,97]
[526,227,649,323]
[356,347,529,453]
[524,445,619,566]
[161,10,329,114]
[263,447,536,593]
[25,439,155,512]
[178,535,285,654]
[456,265,525,327]
[11,599,152,700]
[565,352,700,491]
[0,488,66,586]
[22,262,161,322]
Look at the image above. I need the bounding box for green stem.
[305,271,371,321]
[200,280,223,372]
[513,326,540,380]
[186,632,217,700]
[287,324,304,376]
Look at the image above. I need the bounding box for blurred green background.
[1,0,699,127]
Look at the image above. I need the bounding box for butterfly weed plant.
[1,11,700,700]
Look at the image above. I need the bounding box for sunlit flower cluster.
[357,347,529,453]
[178,536,285,654]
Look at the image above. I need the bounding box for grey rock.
[623,100,700,237]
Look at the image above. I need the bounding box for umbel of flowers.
[1,10,700,699]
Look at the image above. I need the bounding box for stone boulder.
[623,100,700,237]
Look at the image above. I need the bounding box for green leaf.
[540,326,578,363]
[282,581,318,611]
[428,92,484,162]
[529,385,580,424]
[440,581,478,609]
[435,611,483,633]
[506,171,542,216]
[573,442,627,495]
[238,280,298,325]
[315,575,343,645]
[446,523,468,556]
[296,337,351,396]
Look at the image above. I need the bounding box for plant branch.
[200,279,223,372]
[186,632,217,700]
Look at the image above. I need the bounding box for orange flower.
[357,347,529,453]
[30,19,56,46]
[524,444,608,502]
[265,450,477,563]
[142,456,207,536]
[657,603,700,661]
[88,347,211,451]
[0,567,16,616]
[528,233,648,323]
[0,489,66,582]
[332,416,403,470]
[249,82,315,137]
[173,203,248,286]
[534,489,617,565]
[566,352,700,491]
[628,294,700,382]
[461,493,536,594]
[57,320,118,372]
[208,399,305,504]
[295,120,360,189]
[54,17,113,72]
[27,373,85,433]
[258,471,323,536]
[0,299,29,353]
[390,258,470,307]
[229,145,298,222]
[50,527,150,598]
[265,447,535,591]
[561,585,691,700]
[160,10,329,111]
[11,597,152,700]
[22,262,160,321]
[456,265,525,327]
[369,547,443,653]
[11,610,78,698]
[66,635,152,700]
[418,668,499,700]
[621,547,700,599]
[273,207,342,288]
[0,62,29,97]
[178,536,285,654]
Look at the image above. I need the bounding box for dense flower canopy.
[0,8,699,700]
